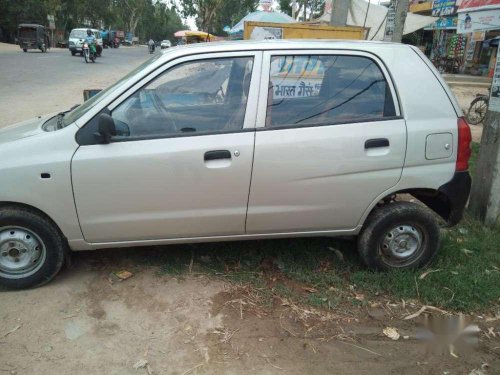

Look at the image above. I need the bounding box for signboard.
[465,40,476,62]
[458,0,500,11]
[425,16,458,29]
[270,56,323,99]
[250,26,283,40]
[471,30,486,41]
[488,46,500,112]
[384,0,396,42]
[457,8,500,33]
[432,0,457,16]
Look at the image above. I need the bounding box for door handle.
[365,138,390,149]
[204,150,231,161]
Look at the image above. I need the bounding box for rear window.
[70,30,86,39]
[19,27,36,39]
[266,55,396,127]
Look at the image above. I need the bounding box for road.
[0,44,150,128]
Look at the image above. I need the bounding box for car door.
[72,52,261,243]
[246,50,407,234]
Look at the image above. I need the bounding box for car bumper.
[69,46,82,52]
[439,171,472,225]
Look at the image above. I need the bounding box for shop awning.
[483,36,500,48]
[229,11,296,35]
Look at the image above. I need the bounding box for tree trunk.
[469,111,500,226]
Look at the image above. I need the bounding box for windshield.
[62,53,163,126]
[70,30,87,39]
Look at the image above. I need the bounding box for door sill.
[69,228,362,251]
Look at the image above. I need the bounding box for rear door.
[246,50,407,233]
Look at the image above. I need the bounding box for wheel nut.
[9,242,15,247]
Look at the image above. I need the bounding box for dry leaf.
[383,327,400,340]
[419,269,441,280]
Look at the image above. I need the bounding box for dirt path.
[1,249,498,375]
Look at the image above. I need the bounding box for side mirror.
[95,113,116,144]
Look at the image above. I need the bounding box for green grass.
[157,142,498,313]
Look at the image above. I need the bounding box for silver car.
[0,40,472,288]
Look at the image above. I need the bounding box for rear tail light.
[456,117,472,171]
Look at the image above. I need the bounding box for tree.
[180,0,224,32]
[279,0,293,17]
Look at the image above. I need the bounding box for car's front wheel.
[0,207,66,289]
[357,202,440,271]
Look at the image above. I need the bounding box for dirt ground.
[1,248,499,375]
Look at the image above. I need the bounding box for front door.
[72,53,259,243]
[246,51,407,233]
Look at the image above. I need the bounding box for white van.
[68,28,103,56]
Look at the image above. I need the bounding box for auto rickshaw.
[18,24,49,53]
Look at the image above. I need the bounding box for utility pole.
[292,0,297,20]
[330,0,349,27]
[469,46,500,226]
[391,0,409,43]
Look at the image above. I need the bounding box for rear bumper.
[438,171,472,225]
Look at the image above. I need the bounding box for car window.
[111,56,254,139]
[266,55,396,128]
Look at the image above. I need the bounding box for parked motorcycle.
[83,42,96,63]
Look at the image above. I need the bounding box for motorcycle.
[148,43,155,54]
[83,42,96,63]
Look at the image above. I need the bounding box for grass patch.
[157,143,498,313]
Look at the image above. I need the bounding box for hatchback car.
[0,40,471,289]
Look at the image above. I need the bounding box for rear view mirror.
[95,113,116,144]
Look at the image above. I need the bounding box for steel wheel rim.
[379,224,425,267]
[0,226,46,279]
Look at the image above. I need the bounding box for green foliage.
[0,0,185,42]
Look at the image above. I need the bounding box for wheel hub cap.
[381,225,422,260]
[0,227,45,278]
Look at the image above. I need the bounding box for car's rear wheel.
[0,207,66,289]
[357,202,440,271]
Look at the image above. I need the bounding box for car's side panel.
[0,124,82,240]
[355,45,460,226]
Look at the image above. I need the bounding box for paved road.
[0,45,151,127]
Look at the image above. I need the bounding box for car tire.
[357,201,440,271]
[0,207,66,289]
[23,48,27,52]
[71,51,76,56]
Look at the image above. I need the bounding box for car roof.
[169,39,407,51]
[71,28,99,32]
[19,24,44,28]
